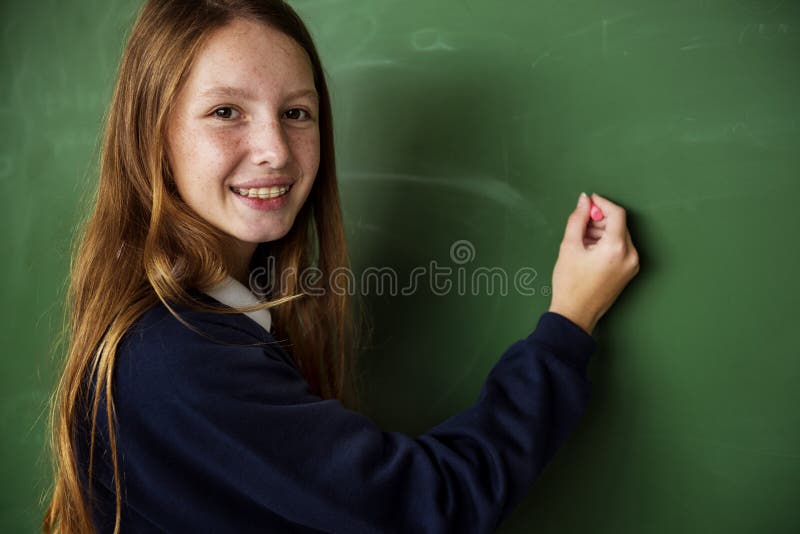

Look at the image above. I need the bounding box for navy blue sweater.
[77,291,596,533]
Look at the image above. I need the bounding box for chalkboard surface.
[2,0,798,532]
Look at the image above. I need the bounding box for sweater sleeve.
[98,310,595,533]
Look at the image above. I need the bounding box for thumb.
[564,192,591,245]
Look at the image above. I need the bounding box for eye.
[284,108,312,121]
[212,107,240,120]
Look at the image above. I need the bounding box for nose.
[248,117,291,169]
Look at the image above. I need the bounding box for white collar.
[201,275,272,333]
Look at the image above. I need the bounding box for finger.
[586,229,604,240]
[591,193,627,239]
[625,229,639,265]
[564,193,592,245]
[588,216,606,230]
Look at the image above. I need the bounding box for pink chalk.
[590,204,604,222]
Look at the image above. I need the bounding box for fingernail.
[577,192,587,207]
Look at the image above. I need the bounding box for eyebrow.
[199,86,319,101]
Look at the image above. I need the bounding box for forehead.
[183,17,314,96]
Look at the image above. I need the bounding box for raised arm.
[82,308,594,534]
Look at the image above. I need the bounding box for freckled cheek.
[182,129,246,188]
[289,130,321,177]
[205,130,246,163]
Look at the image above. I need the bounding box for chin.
[238,226,292,245]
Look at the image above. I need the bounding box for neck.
[225,238,258,288]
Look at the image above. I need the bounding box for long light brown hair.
[41,1,364,532]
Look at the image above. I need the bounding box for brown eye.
[284,108,311,121]
[213,107,239,120]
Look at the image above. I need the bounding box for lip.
[231,184,292,211]
[230,177,295,189]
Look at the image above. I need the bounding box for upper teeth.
[232,185,291,199]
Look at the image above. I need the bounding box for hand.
[548,193,640,336]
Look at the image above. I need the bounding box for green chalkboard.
[2,0,798,532]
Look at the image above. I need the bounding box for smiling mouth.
[230,184,292,199]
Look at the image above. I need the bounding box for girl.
[42,1,639,532]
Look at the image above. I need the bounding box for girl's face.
[166,17,320,250]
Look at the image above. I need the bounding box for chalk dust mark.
[766,0,786,14]
[739,22,791,44]
[336,13,379,61]
[561,11,637,41]
[680,42,723,51]
[411,28,456,52]
[739,24,753,44]
[343,171,531,210]
[531,50,552,70]
[329,58,404,75]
